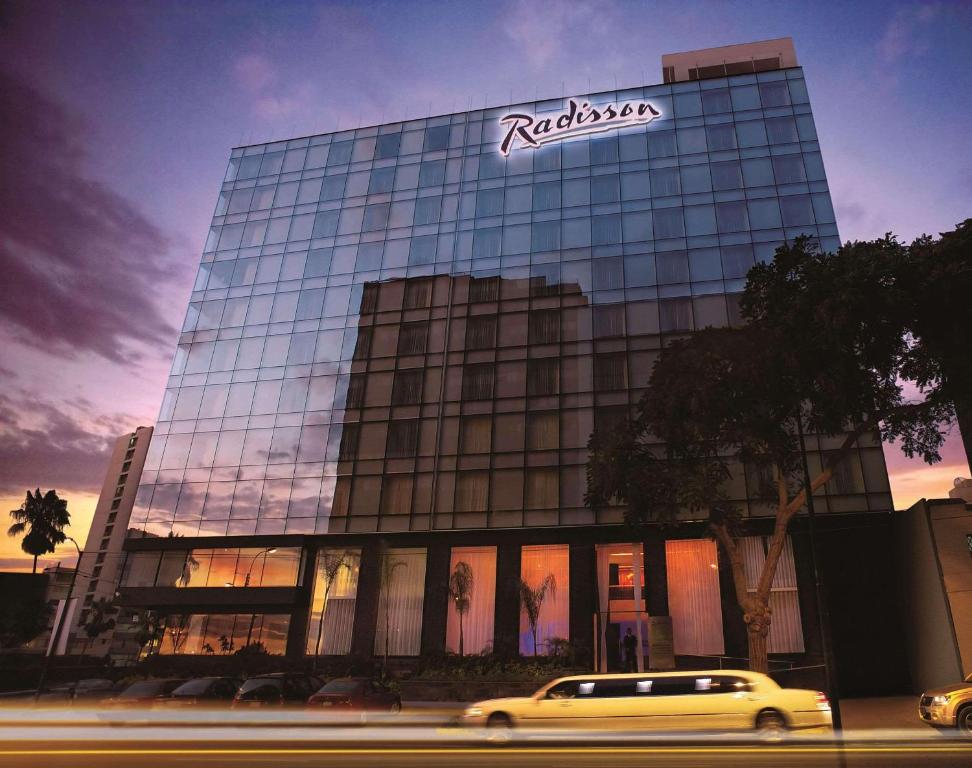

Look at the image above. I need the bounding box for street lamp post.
[33,536,82,702]
[223,548,277,650]
[796,412,843,731]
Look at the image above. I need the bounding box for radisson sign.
[498,98,662,156]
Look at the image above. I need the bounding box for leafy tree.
[893,220,972,465]
[0,591,50,649]
[310,549,354,672]
[587,235,955,673]
[518,574,556,657]
[79,597,118,658]
[7,489,70,573]
[448,561,474,657]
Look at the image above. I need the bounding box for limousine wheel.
[486,712,513,743]
[755,710,787,741]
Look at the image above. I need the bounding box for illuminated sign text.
[499,99,661,156]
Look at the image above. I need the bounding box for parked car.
[102,678,185,707]
[919,673,972,734]
[461,670,831,739]
[232,673,323,708]
[307,677,402,713]
[36,678,119,705]
[161,677,240,707]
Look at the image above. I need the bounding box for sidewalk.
[839,696,922,731]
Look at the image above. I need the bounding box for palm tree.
[132,610,162,657]
[311,549,353,672]
[448,561,474,657]
[378,544,406,673]
[79,597,118,659]
[7,489,70,573]
[518,574,556,657]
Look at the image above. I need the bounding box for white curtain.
[374,548,427,657]
[666,539,725,656]
[519,544,570,655]
[305,548,360,656]
[445,546,496,655]
[741,536,805,653]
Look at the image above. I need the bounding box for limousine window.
[545,675,753,700]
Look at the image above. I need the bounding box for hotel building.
[118,39,903,688]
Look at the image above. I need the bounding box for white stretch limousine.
[461,670,832,737]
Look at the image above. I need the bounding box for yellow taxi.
[462,670,831,738]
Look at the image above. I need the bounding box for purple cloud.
[0,69,186,363]
[0,391,117,498]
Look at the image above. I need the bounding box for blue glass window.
[476,188,504,217]
[711,161,742,190]
[657,251,689,284]
[653,208,684,239]
[532,221,561,251]
[591,175,620,204]
[375,133,402,160]
[779,195,815,226]
[327,141,352,166]
[621,171,650,200]
[716,201,749,233]
[368,167,396,194]
[650,167,680,197]
[592,214,621,245]
[747,198,782,230]
[766,118,799,145]
[533,181,561,210]
[702,89,731,114]
[424,125,450,152]
[419,160,446,187]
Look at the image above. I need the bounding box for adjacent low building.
[116,38,906,693]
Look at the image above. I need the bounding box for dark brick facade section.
[350,538,381,658]
[493,542,522,658]
[420,540,451,655]
[568,542,595,667]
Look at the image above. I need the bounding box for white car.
[462,670,831,738]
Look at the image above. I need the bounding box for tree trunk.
[532,627,538,657]
[744,597,772,674]
[32,555,37,574]
[458,614,464,657]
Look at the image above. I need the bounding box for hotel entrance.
[594,544,648,672]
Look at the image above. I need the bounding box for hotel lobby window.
[446,546,497,655]
[306,548,361,656]
[666,539,724,656]
[374,548,427,656]
[519,544,569,655]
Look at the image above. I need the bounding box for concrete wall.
[893,499,965,691]
[928,501,972,676]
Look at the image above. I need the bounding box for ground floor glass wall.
[665,539,725,656]
[305,547,361,656]
[519,544,570,655]
[160,613,290,655]
[374,548,427,657]
[446,546,496,655]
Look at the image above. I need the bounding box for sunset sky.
[1,0,969,572]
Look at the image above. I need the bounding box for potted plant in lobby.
[448,561,474,657]
[518,574,556,657]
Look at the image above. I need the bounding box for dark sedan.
[161,676,240,707]
[307,677,402,713]
[102,678,185,707]
[232,673,323,708]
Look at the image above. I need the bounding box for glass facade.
[120,58,897,665]
[131,66,890,542]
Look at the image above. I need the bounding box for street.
[2,740,971,768]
